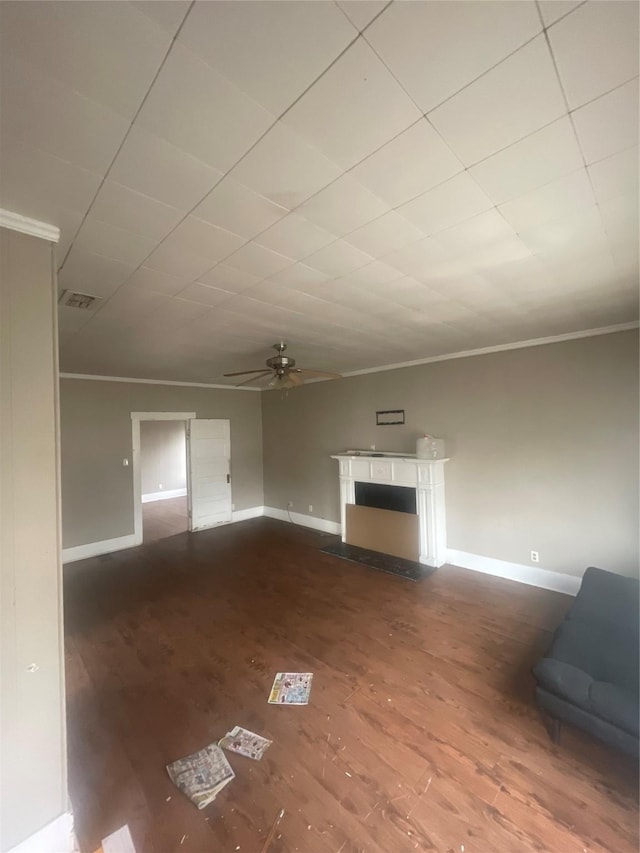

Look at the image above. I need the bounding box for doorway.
[140,419,188,543]
[130,412,233,547]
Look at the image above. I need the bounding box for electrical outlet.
[159,483,163,490]
[530,550,539,563]
[308,504,313,513]
[370,444,376,450]
[232,503,235,511]
[287,500,293,509]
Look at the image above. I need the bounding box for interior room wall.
[1,227,67,850]
[140,419,187,498]
[262,330,640,580]
[60,380,263,549]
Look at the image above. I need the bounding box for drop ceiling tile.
[198,264,261,294]
[58,249,136,299]
[223,241,294,278]
[382,237,453,278]
[53,209,85,261]
[126,266,187,297]
[132,1,190,32]
[135,43,275,172]
[339,260,404,287]
[429,36,565,166]
[0,135,101,217]
[161,216,246,264]
[344,211,425,256]
[296,173,390,235]
[90,180,184,242]
[229,121,344,209]
[0,54,129,173]
[469,117,583,204]
[144,242,216,283]
[520,206,607,255]
[397,172,494,236]
[572,78,639,166]
[0,1,176,120]
[537,1,582,27]
[498,169,596,232]
[337,1,388,31]
[179,1,356,116]
[193,178,288,240]
[304,240,374,276]
[463,236,533,270]
[283,38,421,170]
[109,126,223,211]
[269,263,331,289]
[433,209,516,255]
[600,195,640,242]
[95,284,169,322]
[364,0,540,113]
[547,0,639,110]
[588,147,639,205]
[147,296,209,325]
[73,217,159,266]
[254,214,338,260]
[349,119,464,207]
[176,283,236,307]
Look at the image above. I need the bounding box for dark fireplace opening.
[354,481,416,515]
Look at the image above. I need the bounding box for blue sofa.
[534,566,639,757]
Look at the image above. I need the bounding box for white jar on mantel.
[416,435,445,459]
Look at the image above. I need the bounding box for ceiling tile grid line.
[59,1,633,300]
[56,0,195,273]
[1,0,637,381]
[535,0,626,286]
[57,4,374,325]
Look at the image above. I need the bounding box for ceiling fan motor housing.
[266,353,296,373]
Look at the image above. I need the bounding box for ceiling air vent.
[58,290,101,310]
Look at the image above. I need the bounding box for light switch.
[122,458,129,467]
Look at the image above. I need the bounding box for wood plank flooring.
[64,518,638,853]
[142,496,188,543]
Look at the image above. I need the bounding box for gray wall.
[60,380,263,548]
[140,419,186,496]
[262,330,639,580]
[1,228,67,850]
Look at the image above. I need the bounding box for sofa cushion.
[534,659,639,737]
[590,681,639,737]
[533,658,593,706]
[550,617,639,692]
[568,566,639,637]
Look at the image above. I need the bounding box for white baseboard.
[446,548,581,595]
[62,533,140,564]
[7,812,76,853]
[264,506,341,535]
[232,505,265,522]
[141,488,187,503]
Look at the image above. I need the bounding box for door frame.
[130,411,195,545]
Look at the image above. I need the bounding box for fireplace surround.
[331,452,449,568]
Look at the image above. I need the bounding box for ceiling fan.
[224,342,342,388]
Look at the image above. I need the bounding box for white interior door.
[188,419,232,531]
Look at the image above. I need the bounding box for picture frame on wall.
[376,409,405,425]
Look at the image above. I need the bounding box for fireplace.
[331,453,448,568]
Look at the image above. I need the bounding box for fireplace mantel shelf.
[331,453,448,568]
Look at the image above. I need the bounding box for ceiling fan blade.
[236,371,272,386]
[297,368,342,379]
[288,372,304,386]
[268,373,282,387]
[223,369,270,377]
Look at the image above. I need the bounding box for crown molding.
[0,208,60,243]
[59,372,261,391]
[340,322,640,379]
[61,323,638,392]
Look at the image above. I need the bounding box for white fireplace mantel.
[331,453,449,568]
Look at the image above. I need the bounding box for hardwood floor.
[64,519,638,853]
[142,496,188,543]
